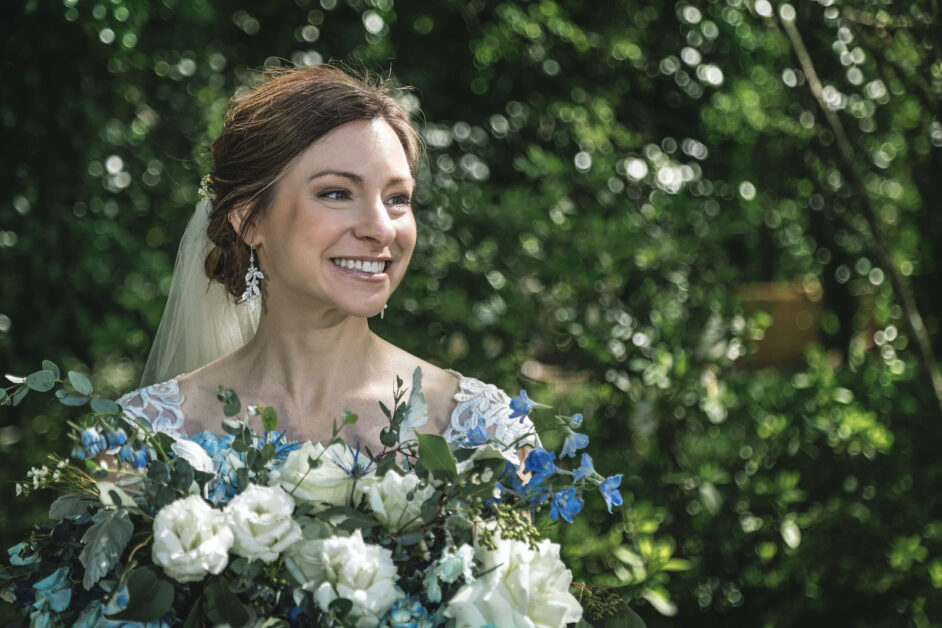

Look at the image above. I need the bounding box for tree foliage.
[1,0,940,625]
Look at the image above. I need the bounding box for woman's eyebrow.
[308,171,415,188]
[308,170,363,183]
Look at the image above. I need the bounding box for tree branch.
[777,9,942,418]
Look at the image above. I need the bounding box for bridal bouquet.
[1,361,638,627]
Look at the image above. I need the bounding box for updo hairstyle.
[203,65,423,298]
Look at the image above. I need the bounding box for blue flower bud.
[130,448,150,469]
[70,446,86,461]
[569,413,584,428]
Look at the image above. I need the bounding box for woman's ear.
[228,203,261,247]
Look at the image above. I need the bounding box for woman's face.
[245,118,416,320]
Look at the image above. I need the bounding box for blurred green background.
[2,0,941,625]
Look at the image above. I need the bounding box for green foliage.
[2,0,940,626]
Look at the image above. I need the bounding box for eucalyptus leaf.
[26,370,56,392]
[0,388,9,405]
[205,578,250,627]
[90,396,121,414]
[11,385,28,406]
[58,391,90,406]
[48,494,95,520]
[105,567,174,622]
[41,359,60,379]
[68,370,93,396]
[261,405,278,432]
[416,433,457,482]
[79,509,133,590]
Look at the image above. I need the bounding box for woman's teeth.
[333,258,385,273]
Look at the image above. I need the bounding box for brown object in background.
[737,279,823,369]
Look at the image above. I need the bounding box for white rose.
[284,530,401,628]
[357,470,436,533]
[270,441,371,509]
[224,484,302,563]
[152,495,233,583]
[444,535,582,628]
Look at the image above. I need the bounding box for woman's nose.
[354,197,396,245]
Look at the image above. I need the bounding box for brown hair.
[203,65,422,298]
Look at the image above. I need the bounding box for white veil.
[140,198,260,386]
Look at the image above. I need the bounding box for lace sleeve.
[116,378,188,439]
[443,371,540,462]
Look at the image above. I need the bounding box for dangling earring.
[380,303,387,320]
[241,247,264,312]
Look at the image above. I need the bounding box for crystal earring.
[380,303,387,320]
[241,247,264,312]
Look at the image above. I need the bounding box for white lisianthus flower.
[284,530,401,628]
[224,484,302,563]
[444,535,582,628]
[270,441,371,510]
[357,470,435,533]
[152,495,233,583]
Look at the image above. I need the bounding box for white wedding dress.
[117,371,538,458]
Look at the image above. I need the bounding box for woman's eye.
[386,194,413,209]
[319,189,350,201]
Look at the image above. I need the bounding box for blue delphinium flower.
[102,586,173,627]
[560,431,589,459]
[600,474,624,513]
[459,421,490,447]
[130,447,151,469]
[379,595,434,628]
[105,427,128,449]
[573,453,595,482]
[118,444,135,465]
[70,445,87,460]
[32,566,71,613]
[8,542,39,566]
[80,427,108,458]
[509,390,535,421]
[569,413,584,428]
[524,447,556,485]
[550,487,584,523]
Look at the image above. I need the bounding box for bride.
[118,65,536,453]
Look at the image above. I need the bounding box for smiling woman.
[118,65,540,454]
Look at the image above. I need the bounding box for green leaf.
[0,388,9,405]
[90,396,121,414]
[68,370,93,396]
[26,370,56,392]
[216,388,241,417]
[48,494,95,520]
[11,385,29,406]
[261,405,278,432]
[328,597,353,618]
[182,597,203,628]
[79,509,133,590]
[600,606,647,628]
[321,506,379,531]
[105,567,174,622]
[662,558,692,571]
[395,531,425,546]
[342,409,359,425]
[41,360,60,379]
[399,367,429,441]
[58,391,90,406]
[205,578,250,627]
[416,433,457,482]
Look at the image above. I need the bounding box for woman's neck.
[232,308,381,406]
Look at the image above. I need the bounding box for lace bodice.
[117,372,538,460]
